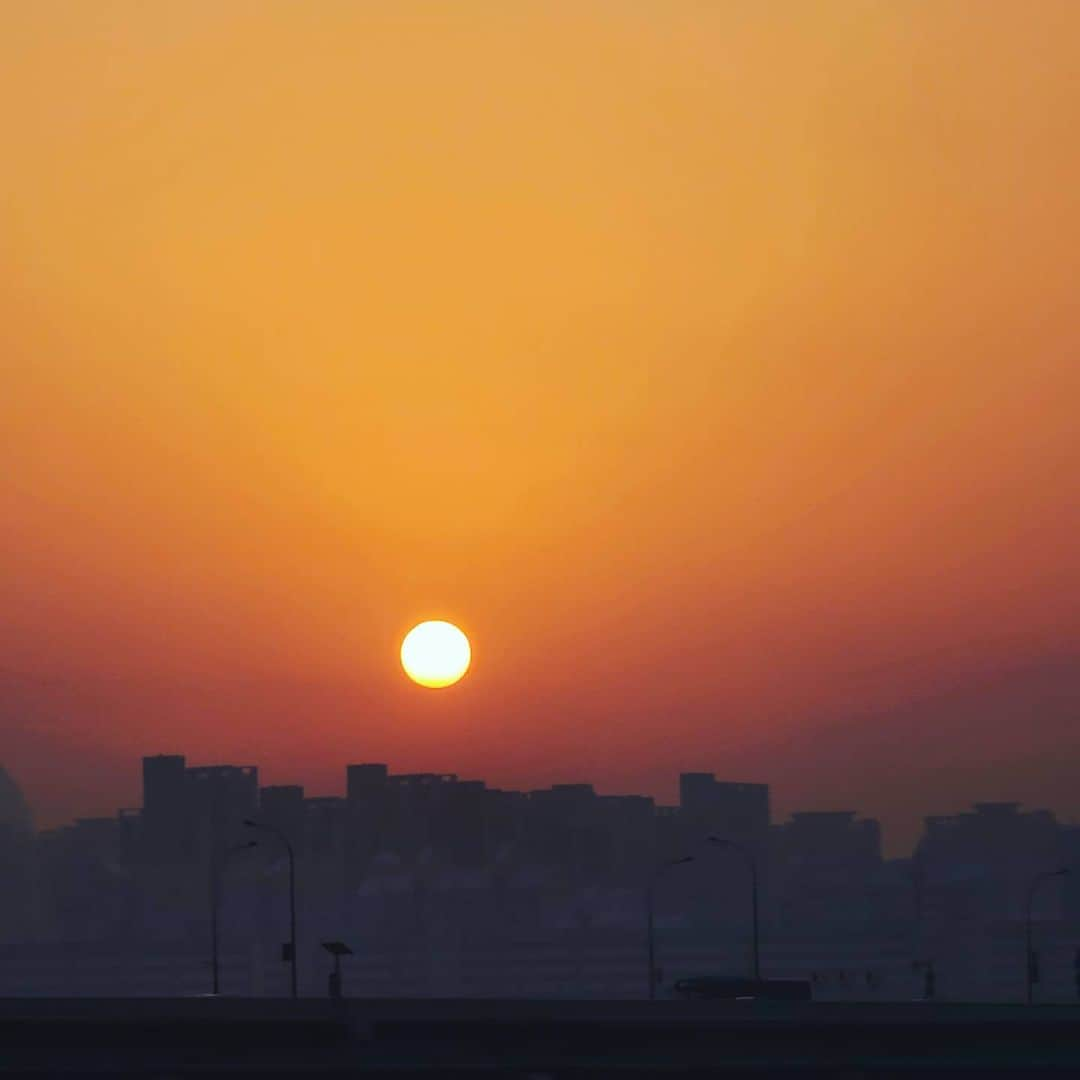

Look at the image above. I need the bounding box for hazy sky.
[3,2,1079,850]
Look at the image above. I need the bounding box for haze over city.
[7,9,1080,1074]
[4,3,1080,857]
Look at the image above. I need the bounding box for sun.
[400,620,471,688]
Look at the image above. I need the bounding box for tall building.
[915,802,1064,924]
[775,811,882,865]
[185,764,259,855]
[141,754,187,859]
[345,763,390,883]
[771,811,883,936]
[259,785,306,852]
[432,779,489,867]
[305,796,347,858]
[0,766,36,941]
[382,772,461,860]
[0,766,33,836]
[679,773,770,838]
[347,763,389,802]
[598,794,656,877]
[526,784,607,877]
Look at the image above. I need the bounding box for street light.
[210,840,257,996]
[708,836,761,981]
[646,856,695,1000]
[245,818,299,998]
[1025,867,1069,1005]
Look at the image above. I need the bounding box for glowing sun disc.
[400,620,471,688]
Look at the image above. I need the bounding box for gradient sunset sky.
[4,2,1079,851]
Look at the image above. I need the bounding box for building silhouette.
[2,756,1078,1001]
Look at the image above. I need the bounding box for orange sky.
[3,2,1080,850]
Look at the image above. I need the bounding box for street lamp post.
[245,819,299,998]
[1025,867,1069,1005]
[708,836,760,981]
[210,840,257,996]
[646,856,695,1000]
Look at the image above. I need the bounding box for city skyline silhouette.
[3,746,1080,1005]
[3,1,1079,1068]
[7,652,1080,855]
[5,2,1080,887]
